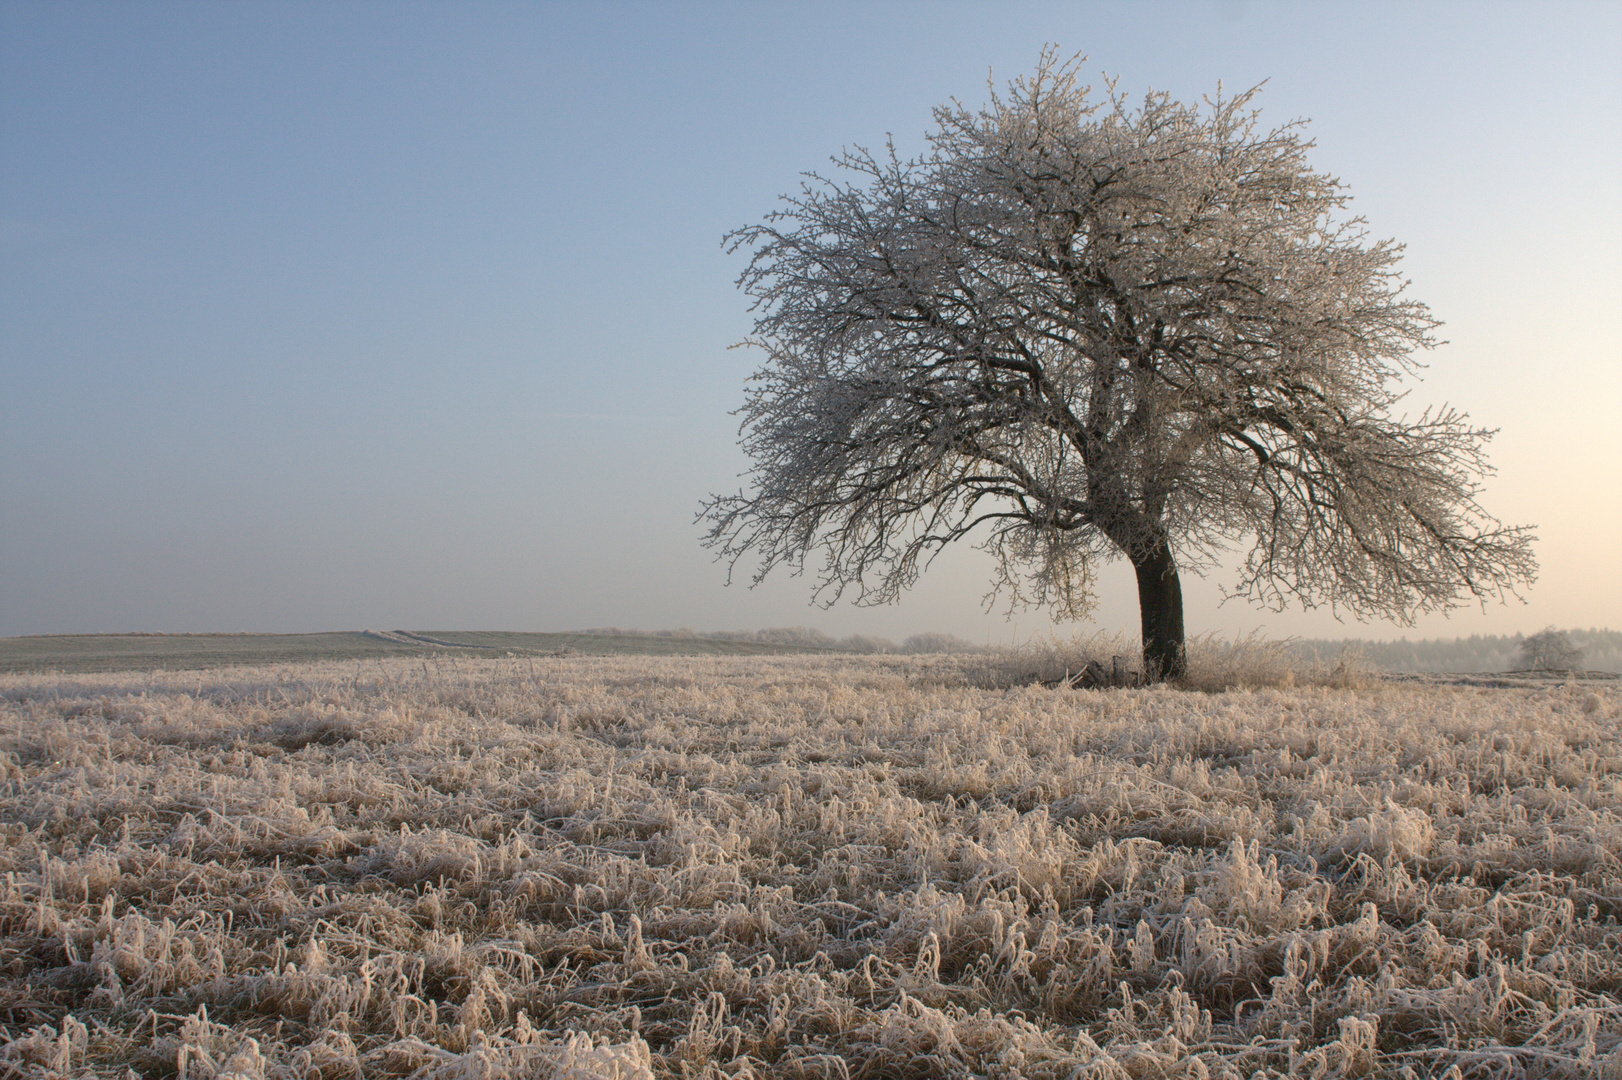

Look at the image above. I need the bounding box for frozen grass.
[1,655,1619,1078]
[974,630,1145,688]
[977,631,1366,692]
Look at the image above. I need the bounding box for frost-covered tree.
[702,51,1537,680]
[1516,628,1583,672]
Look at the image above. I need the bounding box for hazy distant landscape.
[1295,628,1622,676]
[3,627,1616,676]
[0,629,846,676]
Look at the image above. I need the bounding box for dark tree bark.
[1133,541,1187,681]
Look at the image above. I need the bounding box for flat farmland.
[1,656,1618,1078]
[0,632,836,676]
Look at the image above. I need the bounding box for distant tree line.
[573,626,1615,670]
[1295,629,1619,674]
[576,627,985,654]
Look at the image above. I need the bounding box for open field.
[0,633,839,676]
[2,655,1619,1078]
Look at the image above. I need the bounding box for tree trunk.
[1133,540,1186,681]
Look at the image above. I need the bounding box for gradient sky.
[3,1,1619,644]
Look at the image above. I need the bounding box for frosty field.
[1,655,1618,1078]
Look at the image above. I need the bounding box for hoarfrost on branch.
[702,50,1536,677]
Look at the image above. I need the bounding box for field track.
[2,654,1619,1077]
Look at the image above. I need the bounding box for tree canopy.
[1516,629,1584,672]
[702,51,1537,679]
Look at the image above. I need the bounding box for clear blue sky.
[3,1,1618,643]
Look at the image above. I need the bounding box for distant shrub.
[899,632,982,654]
[833,634,896,654]
[744,626,838,647]
[1516,627,1585,672]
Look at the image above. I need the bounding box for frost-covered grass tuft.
[2,655,1619,1077]
[975,629,1141,687]
[1180,632,1300,691]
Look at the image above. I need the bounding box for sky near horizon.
[3,1,1619,645]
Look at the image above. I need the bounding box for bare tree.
[702,51,1537,680]
[1516,628,1583,672]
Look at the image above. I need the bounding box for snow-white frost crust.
[1,655,1618,1077]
